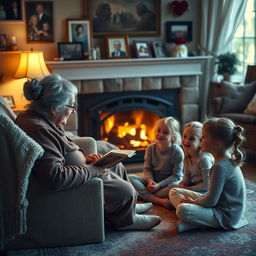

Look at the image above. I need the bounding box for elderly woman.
[15,74,161,230]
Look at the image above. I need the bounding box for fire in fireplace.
[78,89,179,163]
[101,109,160,150]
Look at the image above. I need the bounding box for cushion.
[244,93,256,114]
[220,81,256,113]
[220,80,241,98]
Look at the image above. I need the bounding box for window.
[232,0,256,81]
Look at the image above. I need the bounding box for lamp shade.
[14,51,50,79]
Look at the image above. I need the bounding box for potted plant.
[216,52,240,81]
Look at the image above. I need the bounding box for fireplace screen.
[100,109,160,150]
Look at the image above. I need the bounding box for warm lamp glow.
[14,51,50,79]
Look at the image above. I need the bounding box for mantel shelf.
[46,56,212,81]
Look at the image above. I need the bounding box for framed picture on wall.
[58,42,84,61]
[85,0,160,36]
[106,35,130,59]
[67,19,93,57]
[166,21,192,43]
[0,34,7,51]
[25,1,53,43]
[134,41,152,58]
[0,0,23,22]
[2,95,15,108]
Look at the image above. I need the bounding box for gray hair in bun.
[24,74,77,117]
[24,79,44,100]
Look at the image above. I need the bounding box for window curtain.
[199,0,247,117]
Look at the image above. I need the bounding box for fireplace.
[101,109,159,150]
[78,89,179,163]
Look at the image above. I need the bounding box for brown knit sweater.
[16,110,101,191]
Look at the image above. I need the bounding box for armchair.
[0,96,105,250]
[210,81,256,155]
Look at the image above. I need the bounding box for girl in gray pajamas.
[176,121,214,193]
[169,117,248,232]
[130,117,184,209]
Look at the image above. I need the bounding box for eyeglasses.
[66,103,77,113]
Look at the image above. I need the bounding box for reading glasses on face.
[66,103,77,113]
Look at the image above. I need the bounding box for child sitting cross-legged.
[177,121,214,193]
[169,117,248,233]
[129,117,184,209]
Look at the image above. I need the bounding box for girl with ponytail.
[169,117,248,233]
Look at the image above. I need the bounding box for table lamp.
[14,51,50,79]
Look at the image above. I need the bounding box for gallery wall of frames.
[0,0,199,60]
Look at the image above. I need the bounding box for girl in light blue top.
[169,117,248,232]
[130,117,184,209]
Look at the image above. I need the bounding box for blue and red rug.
[7,181,256,256]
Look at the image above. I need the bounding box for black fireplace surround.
[78,89,179,163]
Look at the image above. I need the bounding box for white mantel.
[46,56,212,81]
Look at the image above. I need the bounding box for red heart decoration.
[171,1,188,16]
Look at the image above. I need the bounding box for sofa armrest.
[72,136,97,155]
[211,97,223,115]
[7,177,105,249]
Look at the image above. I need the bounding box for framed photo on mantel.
[106,35,130,59]
[67,19,93,57]
[134,40,152,58]
[58,42,84,61]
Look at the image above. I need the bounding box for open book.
[93,149,136,168]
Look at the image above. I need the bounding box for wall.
[0,0,201,60]
[0,0,201,108]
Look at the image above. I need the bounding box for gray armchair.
[6,176,104,250]
[210,81,256,155]
[0,96,105,250]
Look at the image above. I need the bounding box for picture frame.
[85,0,160,37]
[0,34,7,51]
[152,41,168,58]
[58,42,84,61]
[106,35,130,59]
[2,95,15,108]
[134,41,152,58]
[25,1,53,43]
[67,19,93,57]
[166,21,192,43]
[0,0,23,22]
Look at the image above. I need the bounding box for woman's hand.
[85,154,102,164]
[180,198,196,204]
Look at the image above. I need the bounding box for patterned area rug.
[7,181,256,256]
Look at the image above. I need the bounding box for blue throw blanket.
[0,114,44,249]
